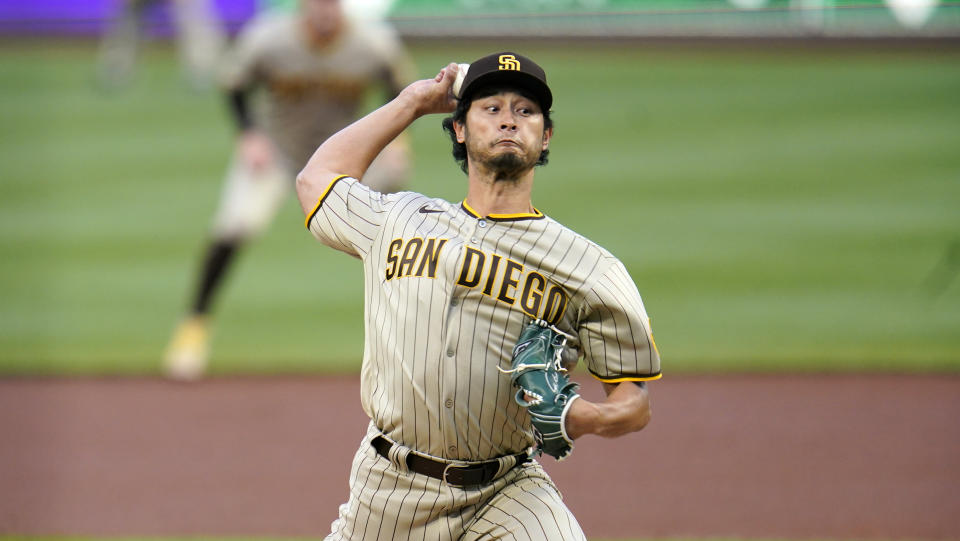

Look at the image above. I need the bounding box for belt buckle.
[442,462,465,487]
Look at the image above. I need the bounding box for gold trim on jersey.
[648,317,661,358]
[460,201,544,222]
[304,174,350,229]
[591,373,663,383]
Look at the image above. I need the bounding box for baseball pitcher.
[297,52,661,540]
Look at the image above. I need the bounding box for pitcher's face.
[455,90,551,179]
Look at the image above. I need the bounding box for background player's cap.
[457,52,552,111]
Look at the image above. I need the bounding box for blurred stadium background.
[0,0,958,377]
[3,0,960,36]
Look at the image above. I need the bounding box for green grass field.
[0,40,958,375]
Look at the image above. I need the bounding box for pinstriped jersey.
[219,13,414,168]
[306,175,661,461]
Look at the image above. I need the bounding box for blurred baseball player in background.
[97,0,226,90]
[297,52,661,540]
[163,0,415,379]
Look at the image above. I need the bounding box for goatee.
[487,152,531,182]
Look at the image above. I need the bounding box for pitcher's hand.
[400,63,461,118]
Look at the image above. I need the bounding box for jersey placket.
[468,217,489,246]
[439,215,492,459]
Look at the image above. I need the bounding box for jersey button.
[445,398,454,408]
[448,445,457,455]
[446,349,454,357]
[470,237,479,244]
[478,220,487,228]
[450,299,459,307]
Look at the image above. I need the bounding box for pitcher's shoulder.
[542,215,617,260]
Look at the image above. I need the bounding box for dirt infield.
[0,374,958,539]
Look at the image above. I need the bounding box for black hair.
[441,85,553,174]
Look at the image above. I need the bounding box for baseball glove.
[499,319,581,461]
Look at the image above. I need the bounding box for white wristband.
[559,394,581,446]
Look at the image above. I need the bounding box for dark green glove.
[500,319,580,461]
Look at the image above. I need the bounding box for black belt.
[371,435,529,487]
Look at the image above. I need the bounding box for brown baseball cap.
[456,52,552,111]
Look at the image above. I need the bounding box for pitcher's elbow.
[295,169,312,198]
[629,399,651,433]
[295,169,321,210]
[636,407,651,431]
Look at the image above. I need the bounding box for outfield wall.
[1,0,958,38]
[389,0,960,39]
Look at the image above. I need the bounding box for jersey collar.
[460,200,545,222]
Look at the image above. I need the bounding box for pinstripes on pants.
[326,424,586,541]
